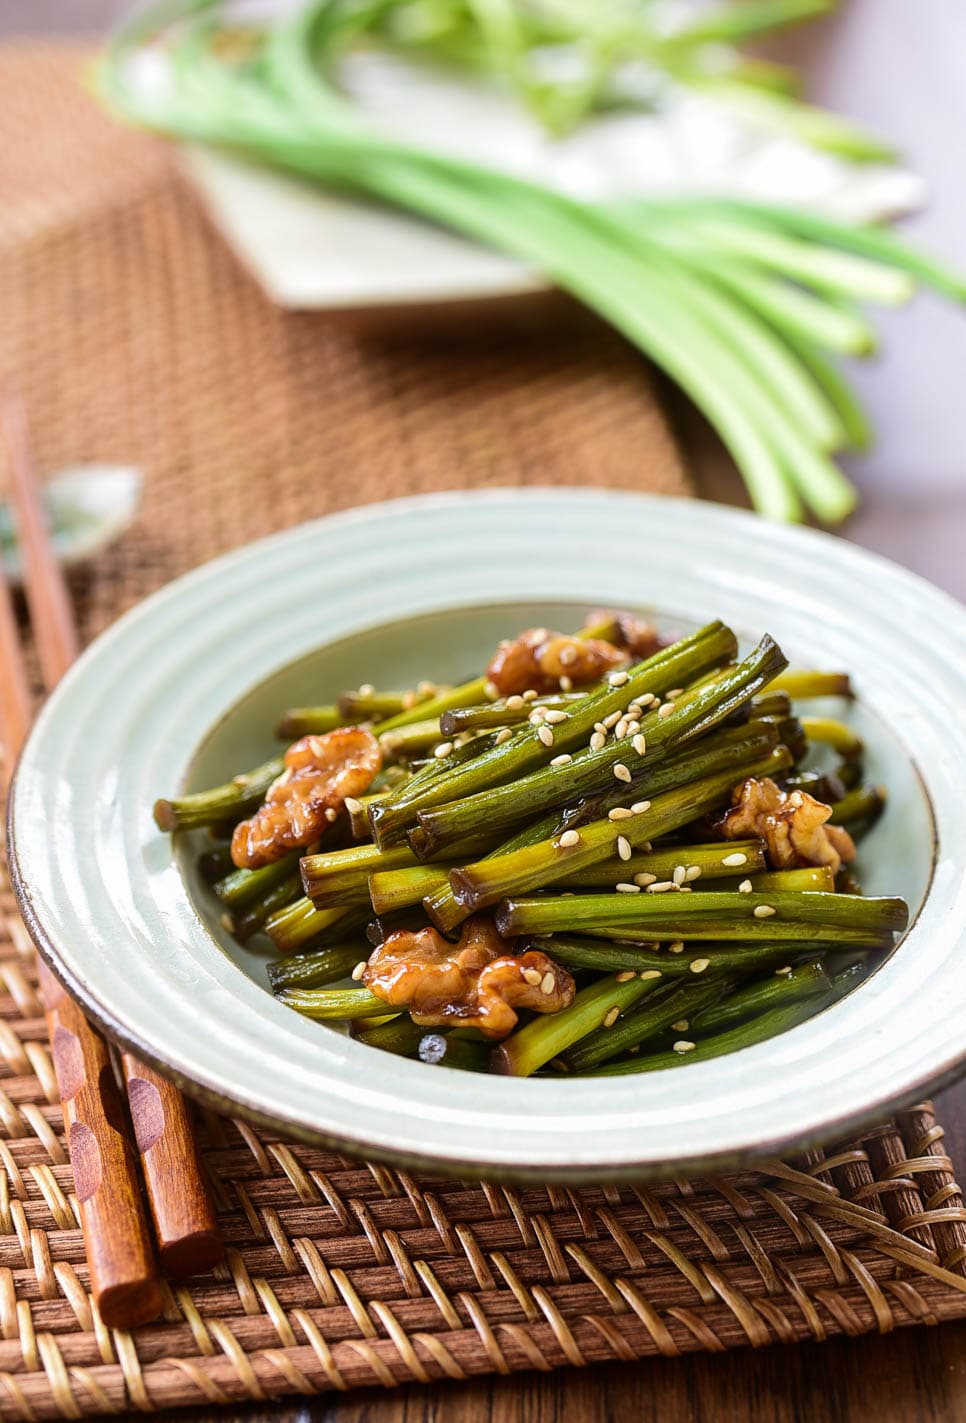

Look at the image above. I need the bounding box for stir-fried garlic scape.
[157,613,906,1076]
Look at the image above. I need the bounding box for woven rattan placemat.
[0,41,965,1420]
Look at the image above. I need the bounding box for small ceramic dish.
[0,466,141,583]
[8,490,966,1182]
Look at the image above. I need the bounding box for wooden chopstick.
[0,524,32,769]
[0,383,222,1300]
[35,960,162,1328]
[0,384,80,682]
[118,1052,223,1276]
[0,542,162,1327]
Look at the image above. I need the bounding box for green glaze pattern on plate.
[8,490,966,1182]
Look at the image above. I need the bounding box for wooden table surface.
[7,5,966,1418]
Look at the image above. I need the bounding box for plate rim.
[8,488,966,1183]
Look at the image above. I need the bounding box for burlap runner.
[0,40,964,1423]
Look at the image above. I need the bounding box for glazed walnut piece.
[486,626,628,696]
[363,916,575,1039]
[231,727,381,869]
[588,608,666,661]
[717,775,856,875]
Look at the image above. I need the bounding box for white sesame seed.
[557,829,581,849]
[668,941,685,954]
[344,797,362,815]
[219,912,234,933]
[608,807,633,821]
[434,741,454,759]
[722,852,748,868]
[550,753,573,767]
[506,694,525,711]
[603,710,622,729]
[613,763,632,783]
[754,905,777,918]
[638,692,657,707]
[690,958,711,975]
[608,670,630,687]
[775,965,793,976]
[789,791,804,808]
[522,689,538,702]
[615,970,637,982]
[325,807,339,823]
[615,718,629,740]
[402,690,418,710]
[631,800,651,815]
[640,969,663,980]
[358,682,375,697]
[624,719,641,736]
[522,967,542,985]
[634,872,658,887]
[658,702,676,719]
[626,702,643,718]
[646,880,675,893]
[684,866,702,882]
[594,721,607,734]
[538,725,554,747]
[673,1040,696,1054]
[495,728,513,745]
[738,879,753,893]
[540,971,556,996]
[559,675,573,691]
[616,882,641,893]
[483,679,500,701]
[602,1006,621,1028]
[631,734,646,759]
[351,960,367,981]
[666,688,684,699]
[559,645,578,666]
[590,731,606,752]
[544,709,569,725]
[670,1020,690,1032]
[617,836,632,862]
[528,708,546,726]
[417,680,437,696]
[672,865,687,887]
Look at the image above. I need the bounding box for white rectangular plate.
[180,52,924,311]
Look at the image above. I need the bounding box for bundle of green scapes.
[158,614,907,1077]
[99,0,965,524]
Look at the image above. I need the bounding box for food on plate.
[156,611,905,1077]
